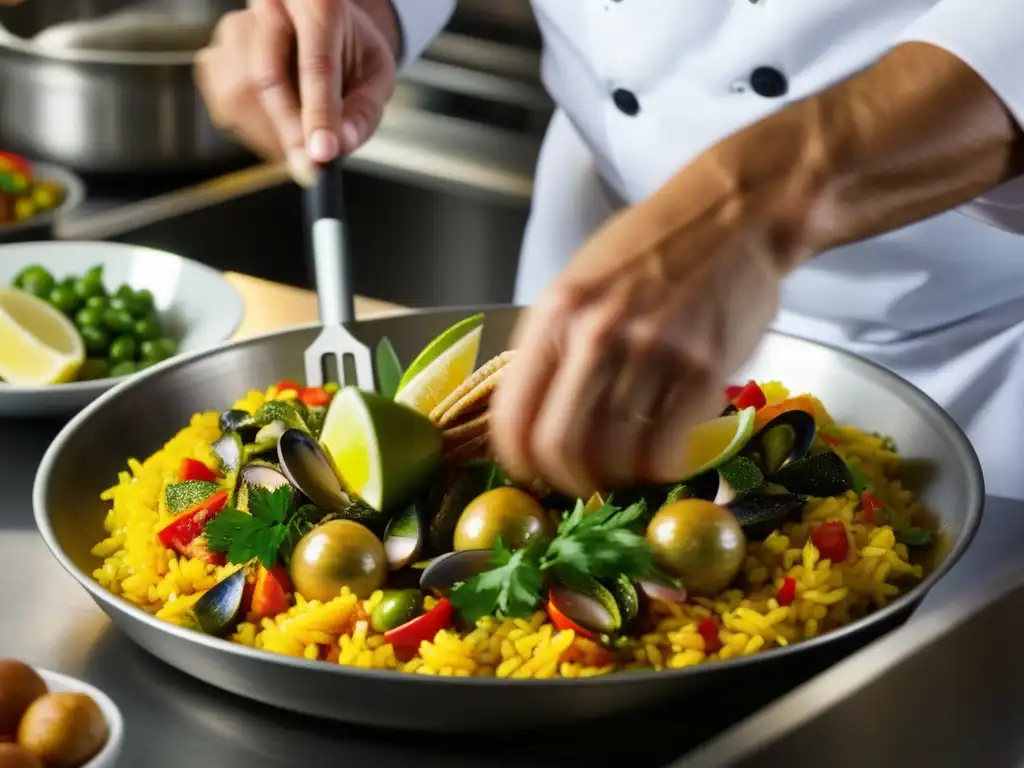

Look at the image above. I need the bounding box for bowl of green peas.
[0,241,245,416]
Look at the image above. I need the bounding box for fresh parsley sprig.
[449,498,656,623]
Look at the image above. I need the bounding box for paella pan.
[33,307,983,730]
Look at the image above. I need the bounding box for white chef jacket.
[393,0,1024,501]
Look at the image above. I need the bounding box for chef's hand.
[490,150,813,498]
[195,0,397,185]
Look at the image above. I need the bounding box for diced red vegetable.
[156,490,228,563]
[298,387,331,407]
[776,577,797,607]
[724,384,745,401]
[178,457,218,483]
[811,521,850,563]
[384,598,453,654]
[560,638,615,667]
[546,593,597,640]
[251,565,292,619]
[274,379,301,396]
[697,618,721,653]
[860,492,886,526]
[731,380,767,411]
[0,151,31,177]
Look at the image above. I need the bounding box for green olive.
[102,307,134,334]
[140,337,178,363]
[11,264,52,291]
[84,295,108,312]
[77,359,109,381]
[108,335,137,364]
[120,288,154,317]
[133,316,162,342]
[289,520,387,601]
[645,499,747,595]
[453,487,555,552]
[79,325,109,355]
[46,285,79,315]
[74,306,104,331]
[370,589,424,632]
[109,361,137,378]
[73,272,105,302]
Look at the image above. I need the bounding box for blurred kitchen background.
[0,0,549,307]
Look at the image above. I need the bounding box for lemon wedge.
[320,386,442,511]
[394,314,484,415]
[0,288,84,386]
[677,406,757,481]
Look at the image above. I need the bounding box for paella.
[89,314,935,680]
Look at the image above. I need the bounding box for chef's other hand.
[196,0,397,185]
[490,149,815,499]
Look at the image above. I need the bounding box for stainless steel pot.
[0,0,247,173]
[32,307,984,731]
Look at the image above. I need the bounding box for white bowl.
[30,668,125,768]
[0,241,244,416]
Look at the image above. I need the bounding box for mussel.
[219,409,259,443]
[234,462,292,513]
[419,549,496,595]
[427,463,493,554]
[211,431,244,474]
[548,581,622,635]
[727,492,807,540]
[192,567,249,637]
[769,451,854,497]
[741,411,816,475]
[712,456,765,506]
[383,502,426,571]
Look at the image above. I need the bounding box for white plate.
[0,241,244,416]
[29,668,125,768]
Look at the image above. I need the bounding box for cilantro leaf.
[450,538,545,623]
[846,461,869,494]
[248,485,293,524]
[203,485,314,568]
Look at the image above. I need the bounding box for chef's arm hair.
[706,41,1024,270]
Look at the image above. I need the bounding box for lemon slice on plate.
[393,313,484,415]
[677,406,756,481]
[0,288,84,386]
[320,386,443,511]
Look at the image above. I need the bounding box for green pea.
[84,295,108,312]
[22,277,56,300]
[370,589,424,633]
[77,358,109,381]
[133,316,162,342]
[102,307,135,334]
[108,335,137,364]
[115,284,135,301]
[120,288,154,318]
[141,337,179,364]
[109,361,137,378]
[59,276,77,291]
[73,272,106,302]
[11,265,53,290]
[107,295,130,314]
[74,306,104,330]
[79,325,110,355]
[48,284,80,315]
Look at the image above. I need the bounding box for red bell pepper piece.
[546,594,597,641]
[697,618,722,653]
[811,521,850,563]
[251,565,292,619]
[731,380,766,411]
[0,151,31,177]
[724,384,745,401]
[274,379,301,396]
[384,598,453,653]
[560,637,615,667]
[156,490,228,562]
[298,387,331,407]
[860,492,886,526]
[178,457,218,482]
[776,577,797,607]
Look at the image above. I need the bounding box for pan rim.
[32,308,985,690]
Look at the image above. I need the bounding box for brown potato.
[17,693,108,767]
[0,662,47,737]
[0,743,43,768]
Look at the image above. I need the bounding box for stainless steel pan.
[32,308,984,731]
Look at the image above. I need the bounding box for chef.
[198,1,1024,602]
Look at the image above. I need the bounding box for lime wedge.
[0,288,84,386]
[677,406,756,481]
[394,313,484,414]
[320,386,443,512]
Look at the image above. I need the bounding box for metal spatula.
[303,161,375,391]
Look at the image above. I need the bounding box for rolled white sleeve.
[897,0,1024,234]
[390,0,457,70]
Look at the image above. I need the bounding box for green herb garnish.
[449,498,655,622]
[886,509,933,548]
[847,461,869,494]
[873,432,899,454]
[375,337,404,399]
[665,484,692,504]
[204,485,319,567]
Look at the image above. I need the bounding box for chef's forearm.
[354,0,402,58]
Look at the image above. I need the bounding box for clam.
[192,567,249,637]
[427,463,494,553]
[383,502,426,571]
[419,549,496,595]
[211,431,243,474]
[218,409,259,442]
[727,492,807,540]
[768,451,854,497]
[548,581,622,635]
[741,411,816,475]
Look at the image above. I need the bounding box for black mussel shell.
[427,463,493,554]
[193,568,248,637]
[548,582,622,634]
[219,409,259,442]
[277,429,347,514]
[420,549,496,595]
[769,452,854,497]
[742,411,816,475]
[234,462,293,512]
[728,492,807,540]
[384,501,426,571]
